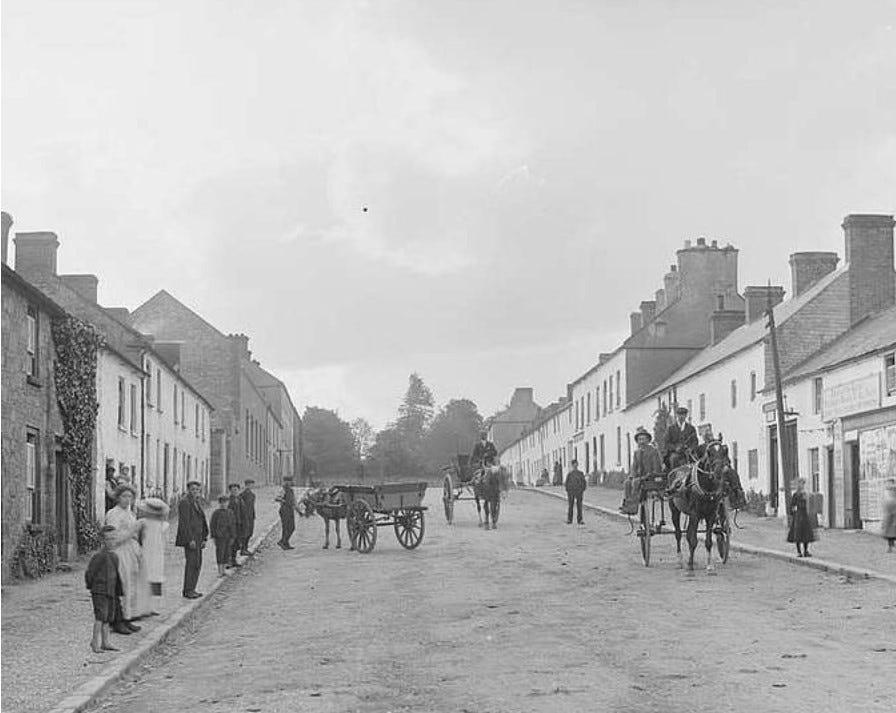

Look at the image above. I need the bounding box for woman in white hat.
[138,497,170,613]
[104,485,151,631]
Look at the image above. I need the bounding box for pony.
[472,464,510,530]
[667,442,745,574]
[298,487,349,550]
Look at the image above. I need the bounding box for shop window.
[885,352,895,396]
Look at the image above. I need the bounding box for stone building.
[12,230,213,512]
[130,290,303,494]
[486,387,540,454]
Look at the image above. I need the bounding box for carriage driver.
[471,431,498,473]
[664,406,699,470]
[620,427,664,515]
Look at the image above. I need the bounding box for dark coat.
[665,421,698,457]
[175,495,209,547]
[787,491,817,543]
[565,469,587,495]
[278,485,297,516]
[210,508,236,540]
[631,445,663,478]
[471,440,498,467]
[85,549,123,596]
[228,495,246,536]
[240,489,256,522]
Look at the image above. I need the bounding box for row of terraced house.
[492,214,896,532]
[1,211,303,580]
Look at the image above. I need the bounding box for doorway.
[850,442,862,528]
[54,450,70,559]
[827,447,836,528]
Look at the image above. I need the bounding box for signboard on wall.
[823,373,880,422]
[858,424,896,522]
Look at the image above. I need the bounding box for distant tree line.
[300,373,485,484]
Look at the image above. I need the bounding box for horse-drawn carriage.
[633,441,742,571]
[300,481,428,554]
[441,454,507,529]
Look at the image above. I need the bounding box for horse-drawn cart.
[441,454,477,524]
[335,481,428,554]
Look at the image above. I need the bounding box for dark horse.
[472,464,509,530]
[298,487,350,550]
[667,443,745,574]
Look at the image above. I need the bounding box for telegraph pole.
[766,283,792,520]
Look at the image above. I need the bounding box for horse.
[667,443,745,574]
[298,487,349,550]
[472,464,509,530]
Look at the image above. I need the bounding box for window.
[173,384,178,424]
[173,447,178,485]
[130,384,137,434]
[730,379,737,409]
[699,394,706,421]
[608,376,614,413]
[885,353,895,396]
[163,443,170,492]
[616,426,622,465]
[26,432,38,522]
[813,377,823,415]
[586,392,591,425]
[616,370,621,408]
[748,449,759,480]
[118,377,126,429]
[26,306,38,377]
[195,403,200,437]
[156,369,162,412]
[181,391,186,430]
[146,361,153,406]
[750,371,757,401]
[599,434,605,470]
[602,380,608,415]
[595,387,600,421]
[201,409,206,442]
[809,447,820,492]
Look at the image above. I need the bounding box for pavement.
[1,485,285,713]
[526,484,896,584]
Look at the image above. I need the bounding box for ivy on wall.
[10,525,58,578]
[52,315,104,553]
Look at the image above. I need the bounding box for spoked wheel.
[394,509,425,549]
[715,507,731,563]
[639,499,652,566]
[442,473,455,524]
[348,499,378,554]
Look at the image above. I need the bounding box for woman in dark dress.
[787,478,816,557]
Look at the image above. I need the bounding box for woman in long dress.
[787,478,817,557]
[137,498,170,613]
[104,485,151,622]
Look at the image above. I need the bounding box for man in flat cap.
[276,476,301,549]
[239,478,256,556]
[664,406,698,471]
[175,480,208,599]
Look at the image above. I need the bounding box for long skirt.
[112,539,152,619]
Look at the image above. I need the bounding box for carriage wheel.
[394,509,425,549]
[442,474,455,524]
[716,508,731,564]
[348,500,377,554]
[639,499,652,567]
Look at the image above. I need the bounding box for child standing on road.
[210,495,236,577]
[787,478,817,557]
[85,525,123,653]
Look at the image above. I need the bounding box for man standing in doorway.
[239,478,256,556]
[175,480,208,599]
[565,459,587,525]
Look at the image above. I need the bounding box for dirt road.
[86,489,895,713]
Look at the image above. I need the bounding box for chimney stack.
[843,214,895,324]
[640,300,656,325]
[629,312,642,335]
[710,310,746,345]
[789,252,839,297]
[229,333,251,361]
[655,288,666,311]
[14,231,59,276]
[663,265,680,305]
[1,212,12,265]
[60,274,99,303]
[743,285,785,323]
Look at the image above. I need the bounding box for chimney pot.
[14,231,59,276]
[711,239,718,248]
[696,237,706,247]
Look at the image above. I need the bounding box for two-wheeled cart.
[336,481,428,554]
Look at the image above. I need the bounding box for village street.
[84,489,895,713]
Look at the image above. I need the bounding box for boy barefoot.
[85,525,122,653]
[210,495,236,576]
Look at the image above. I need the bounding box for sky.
[3,0,895,430]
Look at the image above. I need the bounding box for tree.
[424,398,484,473]
[367,425,416,480]
[350,417,374,462]
[396,373,434,446]
[301,407,358,483]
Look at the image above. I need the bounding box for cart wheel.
[348,500,377,554]
[442,474,454,524]
[639,499,652,567]
[394,509,425,549]
[716,507,731,564]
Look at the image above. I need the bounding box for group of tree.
[300,373,486,484]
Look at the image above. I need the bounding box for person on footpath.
[621,427,664,515]
[104,484,150,633]
[85,525,123,653]
[227,483,246,568]
[880,480,896,553]
[553,460,563,486]
[565,459,586,525]
[210,495,236,577]
[276,476,300,550]
[176,479,208,599]
[239,478,256,556]
[787,477,817,557]
[137,497,170,614]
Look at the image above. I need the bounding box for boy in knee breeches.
[210,495,236,576]
[85,525,122,653]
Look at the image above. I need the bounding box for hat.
[227,482,241,490]
[113,483,136,500]
[634,427,652,443]
[138,497,169,518]
[186,479,202,488]
[244,478,256,485]
[675,406,688,415]
[283,476,294,483]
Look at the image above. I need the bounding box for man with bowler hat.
[621,427,664,515]
[239,478,256,556]
[664,406,698,471]
[276,476,300,549]
[175,480,208,599]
